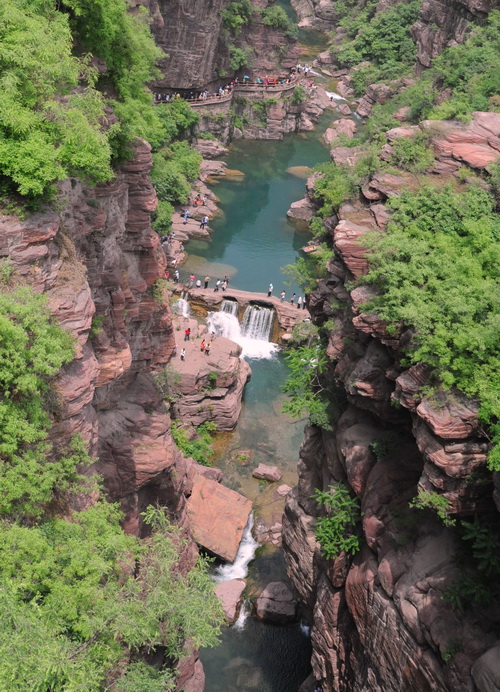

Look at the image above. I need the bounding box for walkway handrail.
[154,76,299,108]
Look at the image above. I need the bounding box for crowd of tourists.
[152,64,316,104]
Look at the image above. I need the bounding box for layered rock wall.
[283,114,500,691]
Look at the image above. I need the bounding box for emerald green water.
[183,111,332,297]
[195,33,335,691]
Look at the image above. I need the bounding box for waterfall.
[173,291,190,318]
[214,514,259,582]
[206,303,279,359]
[221,299,238,317]
[241,305,274,341]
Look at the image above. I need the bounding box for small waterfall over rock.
[206,302,279,360]
[173,291,190,318]
[241,304,274,341]
[214,514,259,583]
[221,299,239,317]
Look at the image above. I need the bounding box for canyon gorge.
[1,0,500,690]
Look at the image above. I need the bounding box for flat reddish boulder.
[215,579,246,624]
[255,581,297,624]
[186,474,252,562]
[252,464,283,482]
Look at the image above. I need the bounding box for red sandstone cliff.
[283,113,500,691]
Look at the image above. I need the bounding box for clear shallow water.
[183,112,332,297]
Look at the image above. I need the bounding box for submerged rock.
[252,464,283,482]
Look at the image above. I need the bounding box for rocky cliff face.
[411,0,496,69]
[0,140,194,535]
[283,112,500,691]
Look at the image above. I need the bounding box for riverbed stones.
[252,464,283,482]
[277,483,292,496]
[186,474,252,562]
[254,581,298,624]
[215,579,246,624]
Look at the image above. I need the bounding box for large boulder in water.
[254,581,298,624]
[186,474,252,562]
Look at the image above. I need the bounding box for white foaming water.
[173,291,190,318]
[233,601,250,631]
[325,90,347,103]
[214,514,259,582]
[206,308,279,360]
[220,299,239,317]
[300,622,312,637]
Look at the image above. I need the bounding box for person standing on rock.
[180,348,186,361]
[222,279,228,292]
[290,293,295,306]
[174,269,180,282]
[214,279,221,292]
[268,283,273,297]
[204,275,210,289]
[200,215,209,230]
[189,274,195,288]
[195,278,201,288]
[204,342,211,356]
[200,339,206,352]
[280,290,285,302]
[183,209,190,224]
[184,327,190,341]
[303,296,307,310]
[297,296,302,309]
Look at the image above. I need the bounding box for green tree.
[313,484,361,560]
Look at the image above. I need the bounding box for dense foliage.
[151,141,202,206]
[0,286,223,688]
[331,0,421,94]
[0,506,223,690]
[0,0,165,204]
[360,184,500,469]
[221,0,254,35]
[171,422,217,467]
[0,288,77,519]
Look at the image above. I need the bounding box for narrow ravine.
[187,99,335,692]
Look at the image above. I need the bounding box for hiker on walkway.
[204,276,210,289]
[290,293,296,305]
[280,290,285,302]
[200,215,209,230]
[268,283,273,297]
[180,348,186,361]
[200,339,206,352]
[184,328,191,341]
[183,210,190,224]
[297,296,302,309]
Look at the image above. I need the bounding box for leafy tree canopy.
[360,184,500,469]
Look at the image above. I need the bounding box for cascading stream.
[173,291,191,318]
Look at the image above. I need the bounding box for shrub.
[229,45,252,70]
[221,0,253,35]
[313,484,361,560]
[261,5,297,35]
[282,344,337,429]
[312,162,358,217]
[409,490,455,527]
[152,200,174,234]
[171,422,217,466]
[291,85,307,104]
[388,133,435,173]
